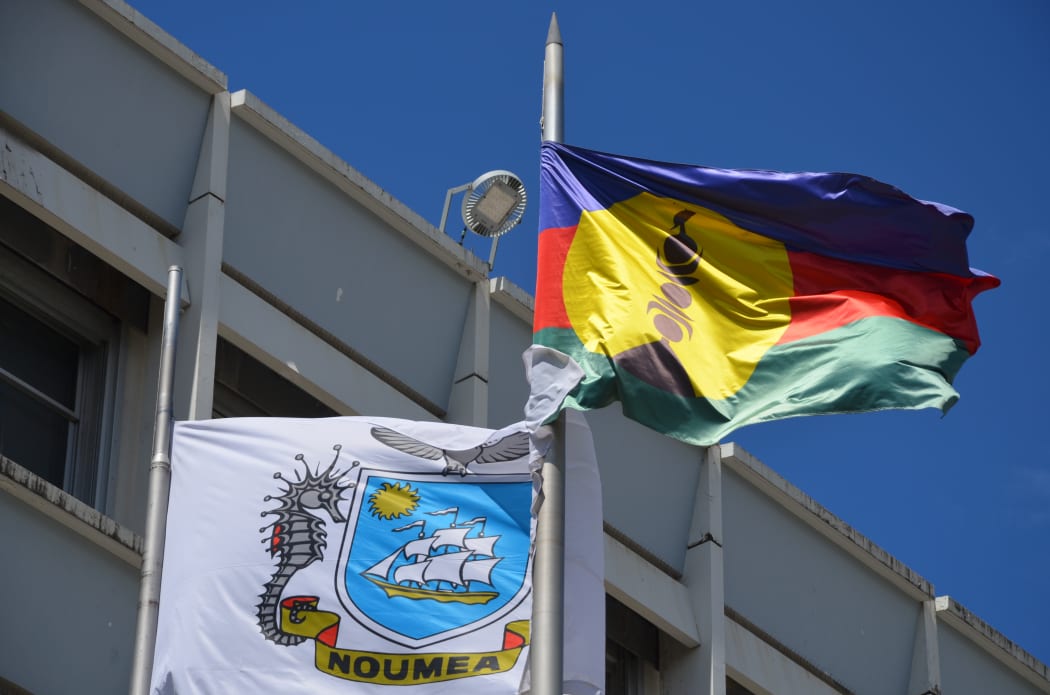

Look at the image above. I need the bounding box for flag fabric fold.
[519,410,605,695]
[532,142,999,446]
[150,415,603,695]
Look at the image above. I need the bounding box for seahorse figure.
[256,444,356,645]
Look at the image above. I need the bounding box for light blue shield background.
[344,474,531,641]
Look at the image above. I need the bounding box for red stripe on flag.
[780,251,996,353]
[533,225,578,332]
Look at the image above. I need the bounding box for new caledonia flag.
[532,142,999,446]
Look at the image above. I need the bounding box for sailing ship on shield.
[362,510,503,605]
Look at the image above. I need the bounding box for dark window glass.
[0,674,36,694]
[212,338,338,419]
[727,676,759,695]
[0,295,83,488]
[0,296,79,407]
[0,378,71,487]
[606,639,640,695]
[606,595,658,694]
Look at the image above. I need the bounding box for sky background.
[129,0,1049,667]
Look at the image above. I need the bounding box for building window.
[0,294,82,486]
[606,639,642,695]
[0,195,147,509]
[212,338,338,418]
[0,250,118,506]
[607,595,659,694]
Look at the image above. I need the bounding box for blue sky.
[129,0,1049,665]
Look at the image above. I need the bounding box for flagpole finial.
[542,12,564,143]
[546,13,562,46]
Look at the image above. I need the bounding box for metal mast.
[532,13,566,695]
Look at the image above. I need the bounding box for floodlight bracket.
[439,182,472,239]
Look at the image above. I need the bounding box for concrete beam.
[0,125,189,306]
[604,532,699,648]
[725,616,844,695]
[218,273,434,422]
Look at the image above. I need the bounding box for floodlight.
[439,170,527,270]
[462,170,527,238]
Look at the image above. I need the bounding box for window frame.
[0,247,120,507]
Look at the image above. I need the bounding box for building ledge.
[0,456,142,568]
[720,442,934,601]
[230,90,489,285]
[490,276,535,325]
[79,0,227,94]
[604,529,698,647]
[936,595,1050,691]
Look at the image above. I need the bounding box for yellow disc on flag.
[562,193,794,399]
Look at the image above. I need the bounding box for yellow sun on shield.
[562,193,794,399]
[367,482,421,520]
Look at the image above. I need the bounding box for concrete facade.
[1,2,1046,693]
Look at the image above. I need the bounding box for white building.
[1,1,1047,693]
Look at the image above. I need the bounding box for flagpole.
[532,14,565,695]
[129,265,184,695]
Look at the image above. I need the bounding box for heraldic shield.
[335,467,533,648]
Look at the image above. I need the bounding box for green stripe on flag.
[534,316,971,446]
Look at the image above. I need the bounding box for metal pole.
[533,415,566,695]
[532,13,566,695]
[129,265,183,695]
[541,14,564,144]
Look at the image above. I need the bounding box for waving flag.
[149,415,603,694]
[530,142,999,446]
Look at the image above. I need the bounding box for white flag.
[150,415,603,694]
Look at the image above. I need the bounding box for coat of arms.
[253,425,533,686]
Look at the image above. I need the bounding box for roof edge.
[78,0,227,93]
[229,90,489,284]
[490,276,535,324]
[720,442,934,601]
[936,595,1049,690]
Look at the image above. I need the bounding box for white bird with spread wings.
[370,426,531,476]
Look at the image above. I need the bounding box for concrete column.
[446,279,490,427]
[662,446,727,695]
[173,92,230,419]
[908,599,942,694]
